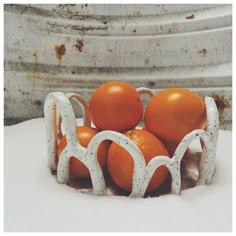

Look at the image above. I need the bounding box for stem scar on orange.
[88,81,143,132]
[57,126,110,179]
[144,88,207,144]
[107,129,170,194]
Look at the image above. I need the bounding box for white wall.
[4,4,232,129]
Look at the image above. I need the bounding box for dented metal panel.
[4,4,232,129]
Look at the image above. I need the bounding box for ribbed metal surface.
[4,4,232,129]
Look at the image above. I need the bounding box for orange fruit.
[107,129,169,193]
[144,88,207,144]
[162,141,179,157]
[89,81,143,132]
[57,126,110,179]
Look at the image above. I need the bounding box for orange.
[144,125,178,157]
[107,129,170,193]
[89,81,143,132]
[162,141,179,157]
[144,88,207,144]
[57,126,110,179]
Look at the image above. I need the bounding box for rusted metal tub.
[4,4,232,130]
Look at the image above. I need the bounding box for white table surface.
[4,118,232,232]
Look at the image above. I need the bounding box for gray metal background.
[4,4,232,129]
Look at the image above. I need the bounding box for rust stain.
[213,94,230,116]
[198,48,207,55]
[148,81,155,87]
[33,50,38,73]
[81,4,88,8]
[25,49,42,94]
[18,89,29,96]
[55,44,66,61]
[34,100,42,106]
[213,94,230,127]
[24,49,43,95]
[186,14,195,20]
[32,50,40,90]
[56,4,76,9]
[75,39,84,52]
[71,25,108,31]
[100,16,107,25]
